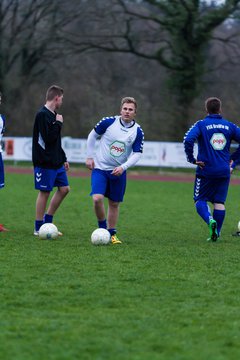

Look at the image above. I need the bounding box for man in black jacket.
[32,85,70,236]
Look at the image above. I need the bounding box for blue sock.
[195,200,212,225]
[44,214,53,223]
[108,228,116,236]
[213,209,225,235]
[98,219,107,229]
[35,220,44,231]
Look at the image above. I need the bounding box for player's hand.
[56,114,63,123]
[64,162,70,171]
[111,166,124,176]
[230,160,234,174]
[86,158,94,170]
[196,160,205,169]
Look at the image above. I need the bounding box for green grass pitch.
[1,171,240,360]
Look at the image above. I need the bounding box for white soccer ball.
[91,228,111,245]
[238,221,240,232]
[39,223,59,240]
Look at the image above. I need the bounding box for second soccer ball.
[91,228,111,245]
[39,223,59,240]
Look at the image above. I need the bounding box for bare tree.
[63,0,240,130]
[0,0,86,93]
[2,0,240,139]
[0,0,92,136]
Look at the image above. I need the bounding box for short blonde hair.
[120,97,137,111]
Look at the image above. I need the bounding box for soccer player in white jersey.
[86,97,144,244]
[0,92,8,232]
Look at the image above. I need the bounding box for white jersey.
[0,114,5,153]
[93,116,144,171]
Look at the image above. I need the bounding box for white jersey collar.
[119,116,135,128]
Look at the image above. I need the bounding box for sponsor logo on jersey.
[110,141,126,157]
[210,133,226,150]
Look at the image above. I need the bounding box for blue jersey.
[184,114,240,178]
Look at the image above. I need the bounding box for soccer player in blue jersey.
[32,85,70,236]
[0,91,8,232]
[184,97,240,242]
[86,97,144,244]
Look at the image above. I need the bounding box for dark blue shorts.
[91,168,126,202]
[0,153,4,189]
[194,176,230,204]
[34,166,69,191]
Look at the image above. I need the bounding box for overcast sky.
[204,0,225,4]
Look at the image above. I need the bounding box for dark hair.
[205,97,221,114]
[46,85,63,101]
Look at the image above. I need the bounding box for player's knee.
[109,200,119,209]
[60,186,70,196]
[92,194,104,204]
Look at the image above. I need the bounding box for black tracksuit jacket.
[32,106,67,169]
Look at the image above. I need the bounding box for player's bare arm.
[86,158,95,170]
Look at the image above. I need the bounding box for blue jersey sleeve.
[132,126,144,153]
[94,117,115,135]
[0,115,6,134]
[183,121,201,163]
[230,124,240,166]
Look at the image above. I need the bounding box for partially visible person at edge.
[0,92,8,232]
[85,97,144,244]
[32,85,70,236]
[184,97,240,242]
[230,129,240,236]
